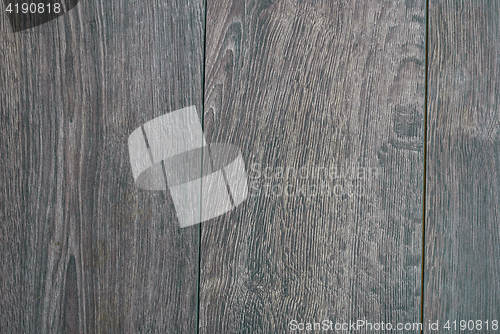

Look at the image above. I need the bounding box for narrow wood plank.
[0,0,204,332]
[0,10,25,334]
[425,1,500,328]
[201,0,426,332]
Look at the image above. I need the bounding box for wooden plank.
[0,0,204,332]
[200,0,426,332]
[424,0,500,328]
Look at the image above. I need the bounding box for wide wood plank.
[0,1,204,332]
[200,0,426,332]
[424,0,500,328]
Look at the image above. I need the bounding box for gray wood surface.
[3,0,500,333]
[0,1,204,332]
[200,0,426,332]
[424,0,500,329]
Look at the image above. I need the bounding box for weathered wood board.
[424,0,500,329]
[200,0,426,332]
[0,1,203,332]
[3,0,500,333]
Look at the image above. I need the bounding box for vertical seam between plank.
[420,0,430,331]
[197,0,208,333]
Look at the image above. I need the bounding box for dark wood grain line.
[201,0,426,332]
[63,255,79,334]
[424,1,500,328]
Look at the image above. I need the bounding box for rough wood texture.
[0,0,204,332]
[424,0,500,327]
[4,0,499,332]
[200,0,426,332]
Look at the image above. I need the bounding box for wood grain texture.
[200,0,426,332]
[0,0,204,332]
[424,0,500,327]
